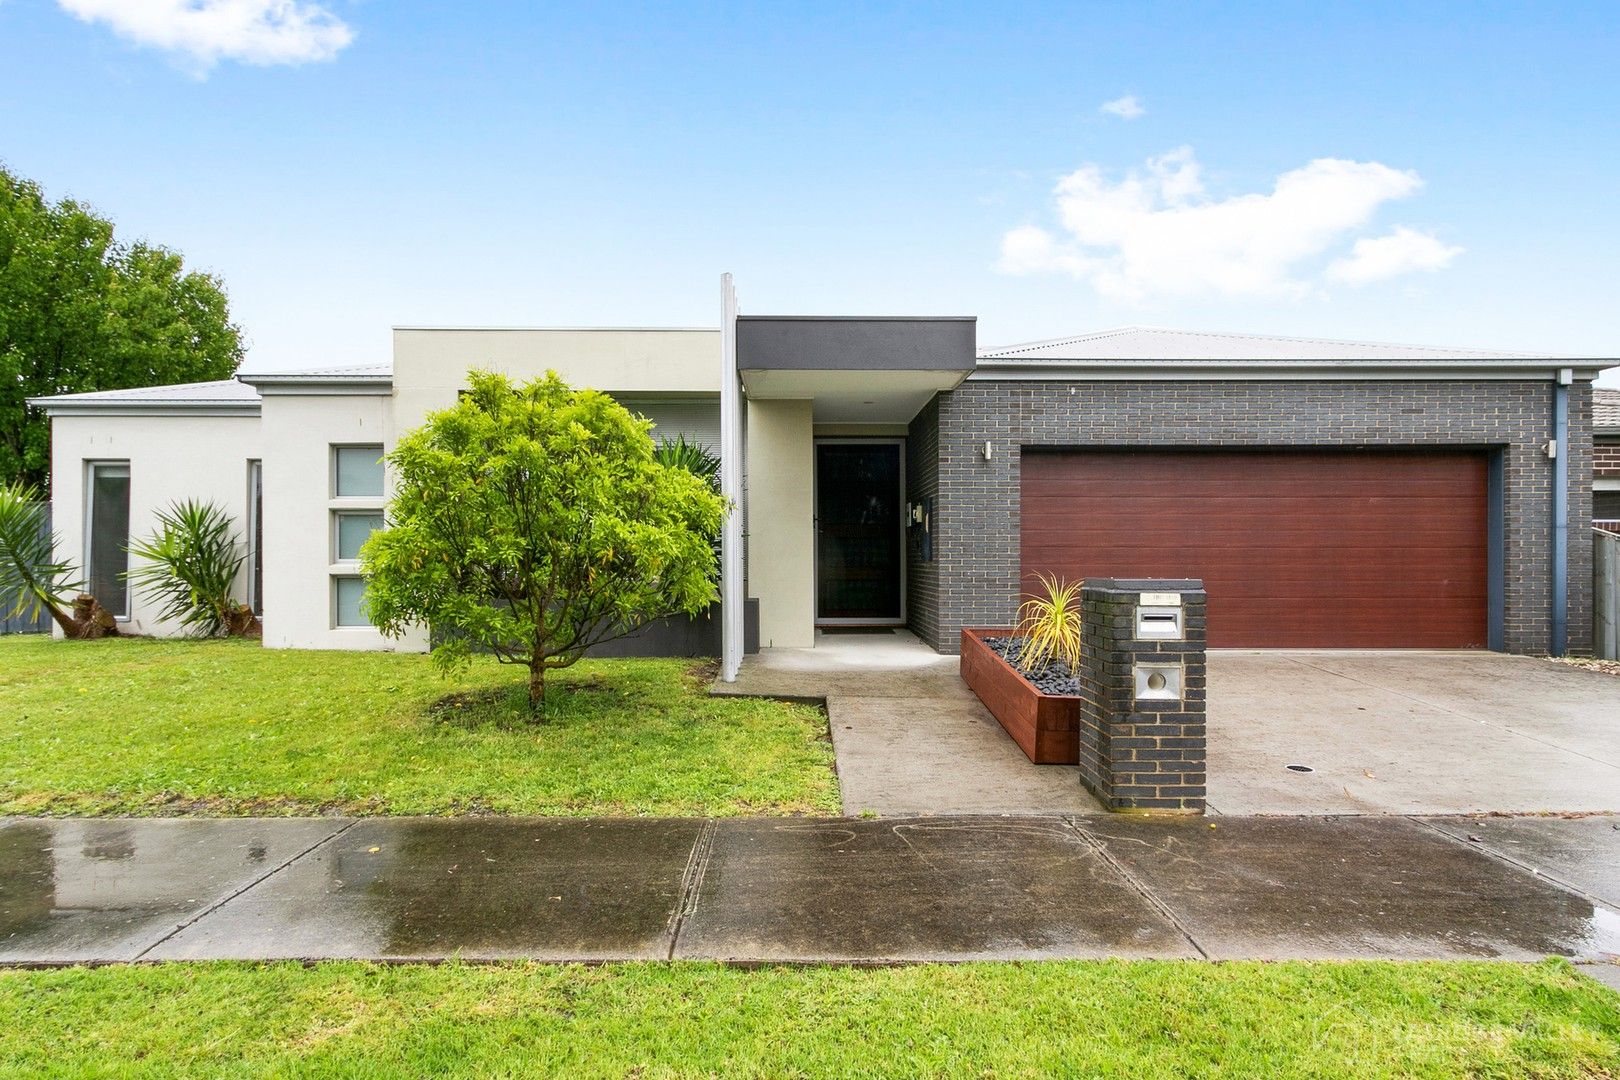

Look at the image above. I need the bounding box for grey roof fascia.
[737,316,977,373]
[968,358,1611,381]
[237,372,393,395]
[28,399,261,417]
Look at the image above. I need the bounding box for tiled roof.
[1595,387,1620,431]
[978,325,1552,362]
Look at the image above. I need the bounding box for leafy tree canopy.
[362,370,729,715]
[1,163,244,490]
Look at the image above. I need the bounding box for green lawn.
[0,636,838,817]
[0,960,1615,1078]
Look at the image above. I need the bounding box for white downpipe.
[719,273,744,681]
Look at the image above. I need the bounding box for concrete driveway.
[1208,652,1620,816]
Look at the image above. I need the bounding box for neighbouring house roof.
[1595,387,1620,433]
[973,325,1614,380]
[27,378,263,416]
[29,363,396,414]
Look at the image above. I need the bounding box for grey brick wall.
[911,379,1594,657]
[1076,580,1207,813]
[906,395,940,645]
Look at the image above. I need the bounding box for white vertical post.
[719,273,744,681]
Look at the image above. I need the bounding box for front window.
[332,445,384,498]
[333,510,384,562]
[332,576,370,627]
[85,461,131,618]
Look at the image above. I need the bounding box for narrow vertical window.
[246,460,264,616]
[86,462,131,618]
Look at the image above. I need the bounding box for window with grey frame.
[330,444,385,628]
[246,460,264,616]
[332,575,370,627]
[85,461,131,618]
[332,510,384,562]
[332,445,384,498]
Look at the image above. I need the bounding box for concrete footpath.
[2,814,1618,970]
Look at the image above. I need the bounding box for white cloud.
[996,148,1452,299]
[1098,95,1144,120]
[1326,226,1463,285]
[58,0,354,70]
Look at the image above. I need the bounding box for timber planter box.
[959,628,1080,764]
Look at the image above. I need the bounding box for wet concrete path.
[2,814,1617,967]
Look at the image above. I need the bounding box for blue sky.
[3,1,1617,382]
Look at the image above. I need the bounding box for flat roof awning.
[737,316,975,423]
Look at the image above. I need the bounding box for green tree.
[0,164,244,490]
[361,370,728,715]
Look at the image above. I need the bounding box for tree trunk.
[527,660,548,721]
[65,594,119,639]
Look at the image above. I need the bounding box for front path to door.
[712,630,1099,816]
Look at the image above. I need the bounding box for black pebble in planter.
[959,628,1079,764]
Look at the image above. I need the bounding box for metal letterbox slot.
[1134,663,1183,701]
[1135,606,1183,640]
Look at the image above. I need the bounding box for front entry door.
[815,441,903,623]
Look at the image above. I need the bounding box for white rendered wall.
[391,328,720,434]
[47,412,262,638]
[257,392,426,652]
[744,398,815,648]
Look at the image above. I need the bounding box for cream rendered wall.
[391,328,720,432]
[47,412,262,637]
[257,391,425,652]
[745,398,815,648]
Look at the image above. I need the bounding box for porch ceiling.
[739,368,967,423]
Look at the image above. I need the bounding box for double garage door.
[1020,449,1489,648]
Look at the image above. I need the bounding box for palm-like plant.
[1015,572,1084,673]
[653,435,721,492]
[126,499,255,637]
[0,479,86,636]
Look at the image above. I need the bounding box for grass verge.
[0,959,1616,1078]
[0,637,838,817]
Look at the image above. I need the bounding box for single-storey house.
[30,285,1612,670]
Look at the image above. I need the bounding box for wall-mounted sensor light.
[982,441,993,461]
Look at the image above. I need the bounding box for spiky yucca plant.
[126,499,254,637]
[1015,572,1083,673]
[653,434,721,492]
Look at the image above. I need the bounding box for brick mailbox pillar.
[1076,579,1207,814]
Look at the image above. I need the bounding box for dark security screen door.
[816,442,902,622]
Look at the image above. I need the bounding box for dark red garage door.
[1020,449,1488,648]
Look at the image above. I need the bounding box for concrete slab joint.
[1078,579,1208,814]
